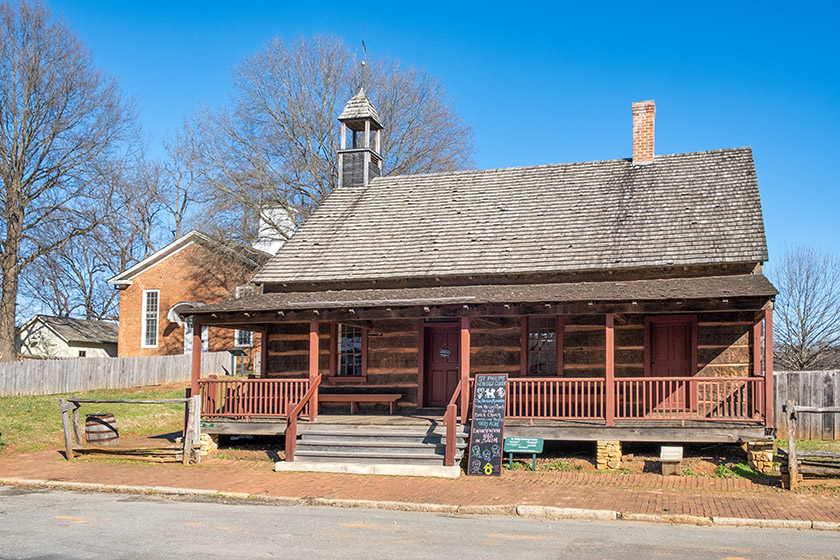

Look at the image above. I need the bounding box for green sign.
[504,437,544,453]
[503,437,544,471]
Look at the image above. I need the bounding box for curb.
[2,477,836,531]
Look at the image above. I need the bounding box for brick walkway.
[1,449,838,524]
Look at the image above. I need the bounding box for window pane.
[528,317,557,376]
[235,329,252,346]
[338,324,363,376]
[143,291,159,347]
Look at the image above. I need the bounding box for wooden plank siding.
[262,311,758,414]
[0,351,228,397]
[775,370,840,440]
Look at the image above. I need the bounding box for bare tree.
[0,1,133,360]
[157,125,209,240]
[770,246,840,370]
[22,155,166,322]
[191,34,474,244]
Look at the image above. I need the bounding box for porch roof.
[187,273,776,316]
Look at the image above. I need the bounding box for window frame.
[141,289,160,348]
[520,315,564,377]
[183,317,208,354]
[329,323,368,381]
[234,329,253,348]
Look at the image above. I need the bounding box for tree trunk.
[0,257,21,362]
[0,207,23,362]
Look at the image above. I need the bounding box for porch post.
[460,316,470,423]
[764,308,774,428]
[752,318,762,377]
[309,320,319,422]
[605,313,615,426]
[190,319,202,396]
[259,327,268,377]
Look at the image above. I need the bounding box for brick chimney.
[632,100,655,164]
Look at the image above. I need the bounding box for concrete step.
[298,425,469,438]
[293,449,453,466]
[299,432,468,445]
[291,424,468,467]
[296,440,467,455]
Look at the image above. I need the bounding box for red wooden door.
[646,317,696,411]
[424,325,460,407]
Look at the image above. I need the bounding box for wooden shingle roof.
[191,274,777,315]
[338,88,383,128]
[253,147,768,286]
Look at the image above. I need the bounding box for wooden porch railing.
[614,377,765,421]
[197,378,310,420]
[285,374,322,462]
[469,376,765,423]
[504,378,606,419]
[443,377,468,467]
[197,374,766,427]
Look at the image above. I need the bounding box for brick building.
[108,231,271,367]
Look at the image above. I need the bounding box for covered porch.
[185,273,777,465]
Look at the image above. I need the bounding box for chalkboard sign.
[467,373,507,476]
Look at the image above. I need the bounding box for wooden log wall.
[697,311,754,377]
[265,320,420,411]
[469,316,520,376]
[264,311,757,411]
[562,312,753,378]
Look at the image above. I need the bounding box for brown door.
[646,316,696,411]
[424,324,460,407]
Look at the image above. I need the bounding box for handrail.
[284,374,321,462]
[443,377,466,467]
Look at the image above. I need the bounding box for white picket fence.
[0,352,227,397]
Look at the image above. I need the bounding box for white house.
[16,315,118,359]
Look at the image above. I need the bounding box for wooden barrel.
[85,413,119,446]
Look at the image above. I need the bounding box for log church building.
[183,91,777,475]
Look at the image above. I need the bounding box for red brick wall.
[116,241,260,363]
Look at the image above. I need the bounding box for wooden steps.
[292,425,469,466]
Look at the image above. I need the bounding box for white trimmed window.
[184,317,209,354]
[141,290,159,348]
[235,329,253,347]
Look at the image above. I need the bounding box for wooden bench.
[318,393,402,415]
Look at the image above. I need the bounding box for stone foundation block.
[200,433,219,457]
[742,441,775,474]
[596,440,622,470]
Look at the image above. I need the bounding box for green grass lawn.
[775,439,840,453]
[0,383,189,454]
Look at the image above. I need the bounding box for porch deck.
[201,413,771,443]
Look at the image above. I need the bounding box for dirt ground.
[211,436,770,479]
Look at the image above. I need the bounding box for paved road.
[1,486,838,559]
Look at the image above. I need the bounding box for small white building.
[16,315,118,359]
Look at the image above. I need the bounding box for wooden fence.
[775,370,840,440]
[0,352,227,397]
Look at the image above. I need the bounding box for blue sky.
[47,1,839,265]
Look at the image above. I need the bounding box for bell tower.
[337,88,383,188]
